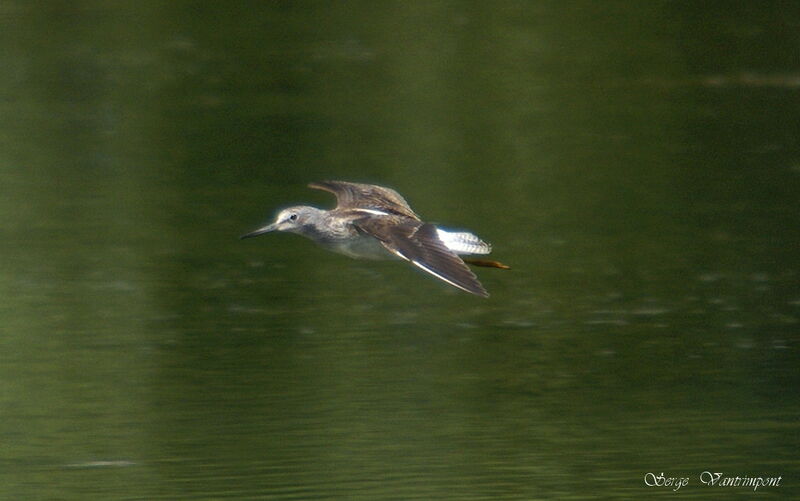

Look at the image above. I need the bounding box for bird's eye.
[289,213,298,221]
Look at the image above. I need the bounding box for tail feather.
[435,229,492,255]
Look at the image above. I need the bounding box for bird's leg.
[463,259,510,270]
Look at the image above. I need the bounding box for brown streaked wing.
[357,219,489,297]
[308,181,419,220]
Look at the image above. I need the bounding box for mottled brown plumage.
[309,181,419,219]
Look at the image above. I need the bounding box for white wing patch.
[354,208,391,216]
[435,228,492,255]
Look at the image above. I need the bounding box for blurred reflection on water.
[1,1,798,499]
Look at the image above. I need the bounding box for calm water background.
[1,1,799,499]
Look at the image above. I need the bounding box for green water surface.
[1,2,798,499]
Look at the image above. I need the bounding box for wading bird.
[241,181,508,297]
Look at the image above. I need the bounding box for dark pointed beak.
[240,223,277,239]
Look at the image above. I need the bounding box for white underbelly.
[326,233,394,260]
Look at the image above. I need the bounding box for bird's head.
[240,206,321,239]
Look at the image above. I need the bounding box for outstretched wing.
[309,181,419,220]
[356,218,489,297]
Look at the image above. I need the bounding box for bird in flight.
[241,181,507,297]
